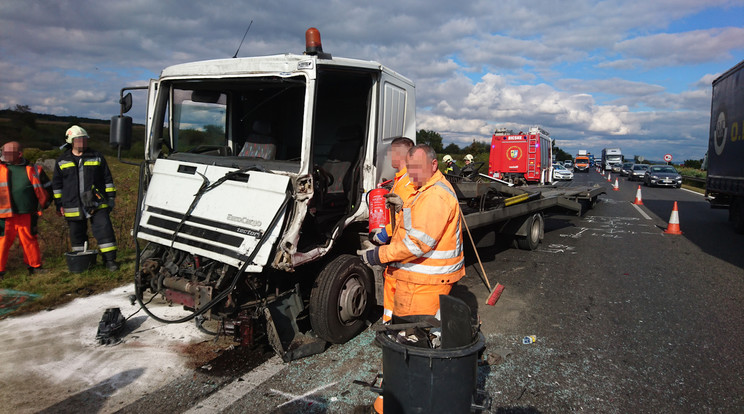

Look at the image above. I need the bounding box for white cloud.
[614,27,744,67]
[0,0,739,162]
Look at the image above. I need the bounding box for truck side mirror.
[120,92,133,114]
[110,115,132,150]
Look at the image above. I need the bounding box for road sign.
[664,154,673,162]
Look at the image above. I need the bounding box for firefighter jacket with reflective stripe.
[0,163,50,218]
[384,167,415,237]
[52,149,116,220]
[378,170,465,285]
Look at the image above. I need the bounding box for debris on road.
[95,307,126,345]
[0,289,39,317]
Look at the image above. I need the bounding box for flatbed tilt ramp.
[449,179,605,249]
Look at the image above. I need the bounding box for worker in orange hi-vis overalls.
[0,141,52,278]
[360,143,465,414]
[370,136,415,324]
[361,143,465,317]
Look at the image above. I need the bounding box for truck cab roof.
[160,54,414,86]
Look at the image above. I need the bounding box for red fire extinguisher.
[367,187,390,233]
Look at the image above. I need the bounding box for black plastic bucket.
[377,330,486,413]
[65,250,98,273]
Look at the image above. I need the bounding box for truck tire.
[309,254,374,344]
[516,213,543,250]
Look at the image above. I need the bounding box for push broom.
[459,209,504,306]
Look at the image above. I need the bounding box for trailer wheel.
[516,213,543,250]
[309,254,374,344]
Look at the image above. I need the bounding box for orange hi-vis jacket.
[378,170,465,285]
[0,164,50,218]
[384,167,415,237]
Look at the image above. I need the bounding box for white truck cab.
[111,28,415,360]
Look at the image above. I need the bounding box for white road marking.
[631,203,652,220]
[184,355,286,413]
[680,187,704,197]
[271,381,339,408]
[537,243,576,254]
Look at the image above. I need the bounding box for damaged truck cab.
[111,29,415,360]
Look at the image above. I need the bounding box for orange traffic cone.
[613,178,620,191]
[664,201,683,235]
[633,185,643,205]
[373,395,384,413]
[607,173,611,182]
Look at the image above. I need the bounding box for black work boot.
[105,261,119,271]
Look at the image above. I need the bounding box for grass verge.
[0,250,135,317]
[681,183,705,194]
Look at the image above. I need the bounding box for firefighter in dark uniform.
[52,125,119,271]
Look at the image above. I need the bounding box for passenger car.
[563,160,574,170]
[553,163,574,180]
[620,162,634,176]
[643,165,682,188]
[610,162,622,173]
[628,164,649,181]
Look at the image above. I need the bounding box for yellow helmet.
[464,154,474,162]
[442,154,453,163]
[65,125,89,144]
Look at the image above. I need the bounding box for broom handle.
[459,208,492,291]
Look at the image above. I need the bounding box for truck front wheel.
[309,254,374,343]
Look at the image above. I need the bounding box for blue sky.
[1,0,743,161]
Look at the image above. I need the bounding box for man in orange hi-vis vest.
[370,136,415,324]
[0,141,52,278]
[359,143,464,319]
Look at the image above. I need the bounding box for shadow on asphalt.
[642,197,744,269]
[37,368,145,414]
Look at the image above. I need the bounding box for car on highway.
[610,162,623,173]
[620,162,635,176]
[643,165,682,188]
[553,163,574,180]
[628,164,649,181]
[563,160,574,170]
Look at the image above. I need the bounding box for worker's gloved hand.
[107,197,115,211]
[384,193,403,214]
[370,227,390,245]
[356,247,382,267]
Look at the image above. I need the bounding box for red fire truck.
[488,126,553,185]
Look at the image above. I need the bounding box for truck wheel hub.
[338,276,366,324]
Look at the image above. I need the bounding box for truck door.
[374,69,415,184]
[144,78,159,160]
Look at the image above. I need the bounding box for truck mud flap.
[264,290,327,362]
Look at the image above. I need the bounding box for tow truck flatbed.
[450,179,604,246]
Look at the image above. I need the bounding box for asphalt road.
[94,170,744,413]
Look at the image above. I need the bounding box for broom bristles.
[486,283,504,306]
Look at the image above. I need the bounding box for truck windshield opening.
[163,77,307,162]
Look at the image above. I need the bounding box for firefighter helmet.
[65,125,89,144]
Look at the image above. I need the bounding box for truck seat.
[239,120,277,159]
[321,125,362,195]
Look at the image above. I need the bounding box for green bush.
[676,167,706,178]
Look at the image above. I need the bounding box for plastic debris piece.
[522,335,536,344]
